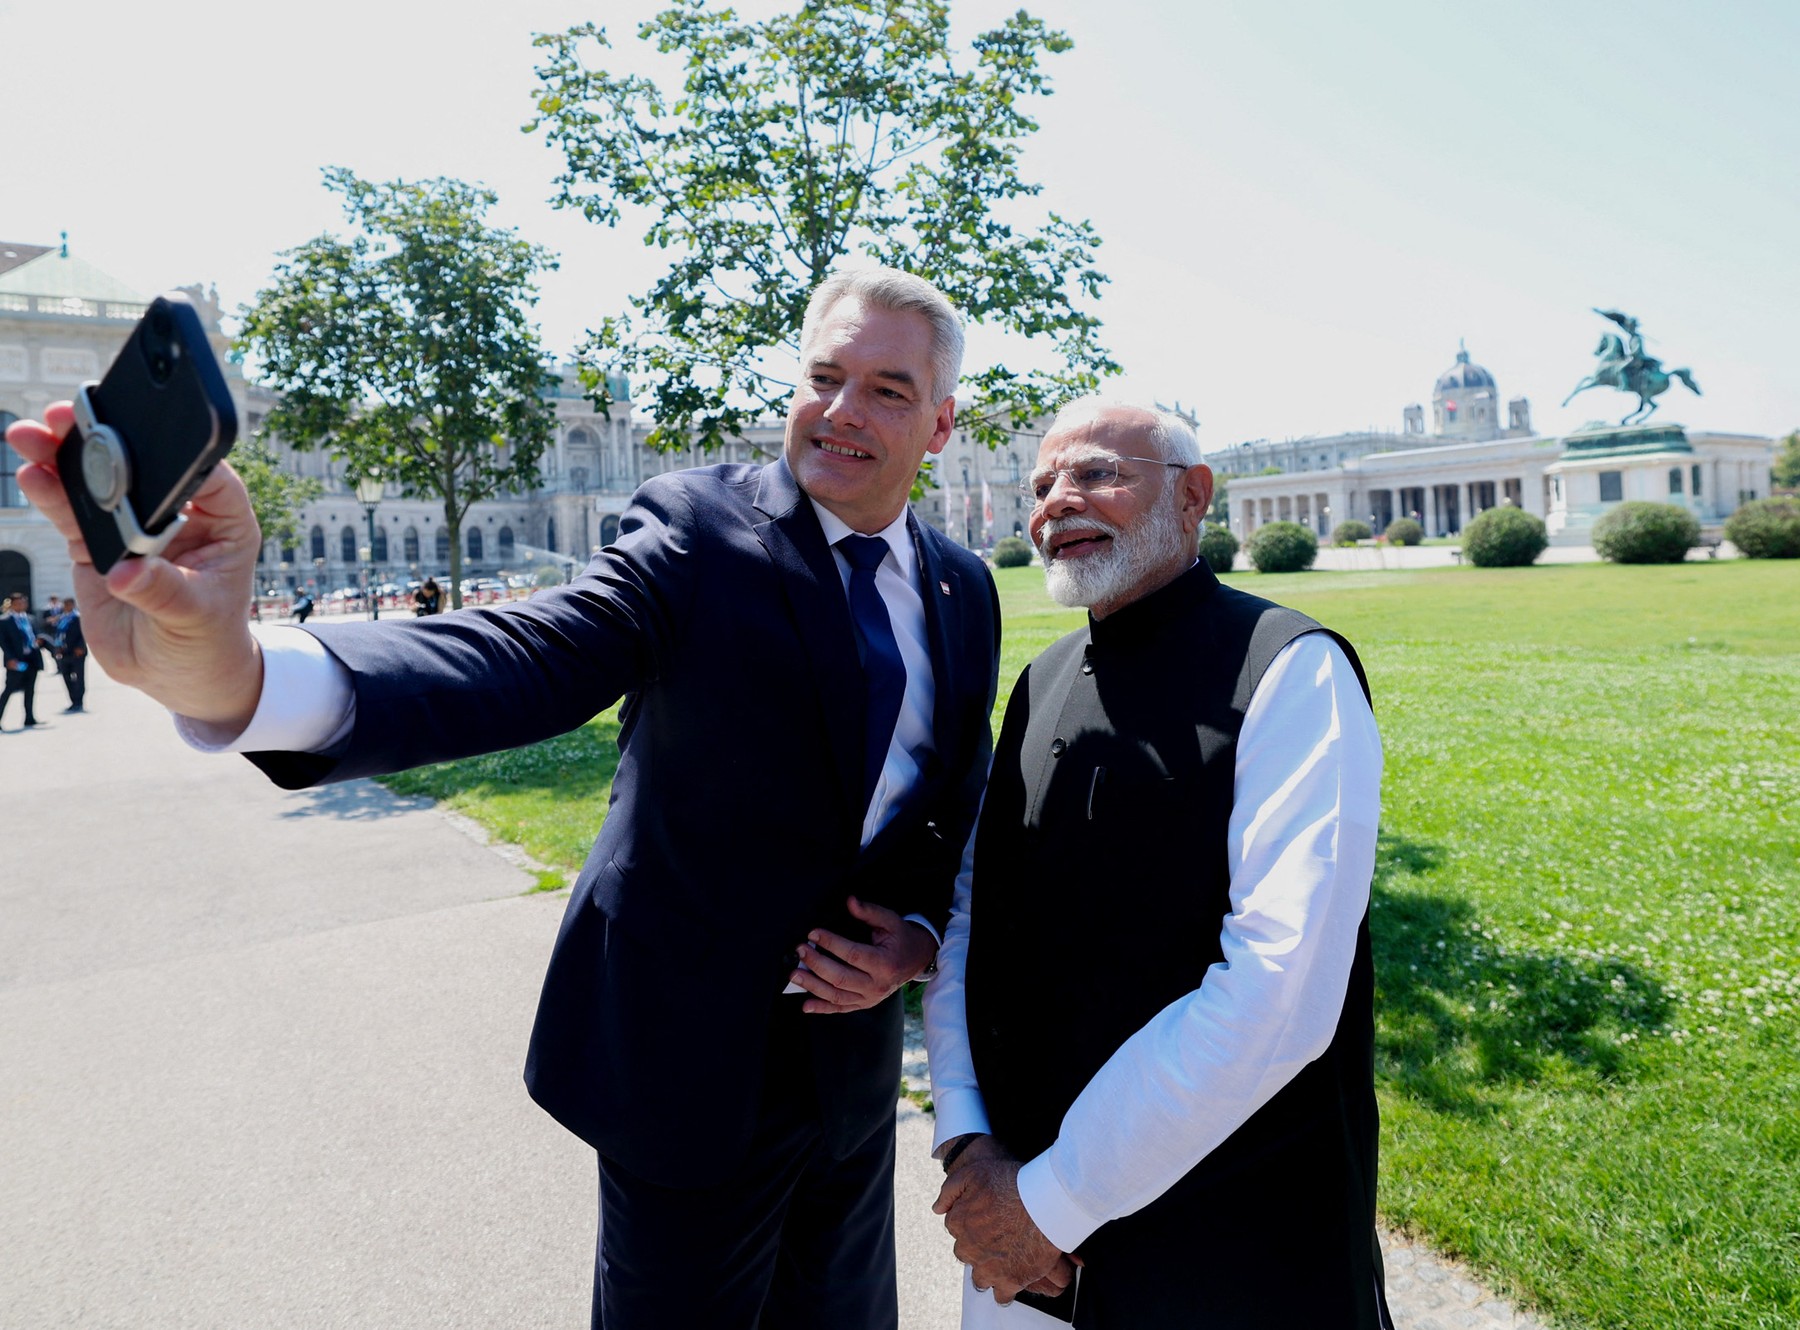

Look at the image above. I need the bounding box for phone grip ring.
[72,383,187,562]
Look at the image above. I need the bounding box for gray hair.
[1051,396,1201,467]
[800,267,965,404]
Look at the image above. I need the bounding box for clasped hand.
[933,1143,1075,1304]
[787,895,937,1014]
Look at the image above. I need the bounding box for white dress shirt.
[923,632,1382,1325]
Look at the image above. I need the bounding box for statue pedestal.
[1544,424,1699,542]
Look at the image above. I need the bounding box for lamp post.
[355,474,386,620]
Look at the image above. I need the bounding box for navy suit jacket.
[249,460,1000,1186]
[2,615,43,672]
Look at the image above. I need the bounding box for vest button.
[1050,737,1066,756]
[1080,659,1094,675]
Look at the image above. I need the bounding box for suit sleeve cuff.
[929,1089,992,1154]
[1016,1153,1104,1254]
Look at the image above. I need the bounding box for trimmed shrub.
[1722,497,1800,559]
[1198,522,1239,574]
[1331,519,1373,547]
[1592,501,1700,564]
[992,535,1034,568]
[1383,517,1423,546]
[533,564,564,588]
[1462,506,1548,568]
[1246,520,1318,573]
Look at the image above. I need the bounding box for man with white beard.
[925,399,1393,1328]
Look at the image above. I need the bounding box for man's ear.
[1179,464,1215,531]
[926,396,956,456]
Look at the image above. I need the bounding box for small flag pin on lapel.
[939,580,952,596]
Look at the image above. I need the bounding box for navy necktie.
[837,534,907,813]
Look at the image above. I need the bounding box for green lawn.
[381,559,1800,1329]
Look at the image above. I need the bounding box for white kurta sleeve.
[1014,633,1383,1253]
[923,799,993,1151]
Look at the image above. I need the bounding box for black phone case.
[58,293,238,572]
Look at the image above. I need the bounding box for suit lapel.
[751,460,865,823]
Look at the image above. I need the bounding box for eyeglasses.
[1020,455,1188,505]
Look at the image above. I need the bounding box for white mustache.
[1035,514,1124,555]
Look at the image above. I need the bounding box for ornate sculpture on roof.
[1562,308,1700,426]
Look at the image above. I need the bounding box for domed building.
[1431,341,1500,438]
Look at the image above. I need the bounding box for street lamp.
[355,474,386,620]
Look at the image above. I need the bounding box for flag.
[982,479,993,532]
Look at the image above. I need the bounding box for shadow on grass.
[372,714,624,805]
[1372,831,1671,1116]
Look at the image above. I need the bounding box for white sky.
[6,0,1796,449]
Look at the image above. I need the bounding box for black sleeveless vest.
[965,561,1388,1328]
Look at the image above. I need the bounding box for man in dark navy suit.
[0,593,46,729]
[8,267,1000,1328]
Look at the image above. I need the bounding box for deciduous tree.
[528,0,1115,452]
[239,168,559,607]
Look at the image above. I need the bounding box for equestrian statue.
[1562,309,1700,425]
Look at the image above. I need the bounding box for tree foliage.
[238,168,559,608]
[1772,429,1800,490]
[234,440,322,555]
[528,0,1116,451]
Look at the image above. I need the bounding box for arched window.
[309,525,326,561]
[1668,467,1683,495]
[403,527,420,564]
[340,527,357,564]
[497,526,516,561]
[372,526,388,562]
[467,527,484,562]
[281,543,296,564]
[0,549,30,606]
[545,517,557,554]
[435,527,450,562]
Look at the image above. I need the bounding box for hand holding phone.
[58,292,237,574]
[2,296,268,730]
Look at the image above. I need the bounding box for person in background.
[1,593,45,729]
[54,597,86,713]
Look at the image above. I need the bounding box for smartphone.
[58,291,238,573]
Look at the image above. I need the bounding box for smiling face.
[784,296,956,534]
[1029,403,1213,618]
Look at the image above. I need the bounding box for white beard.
[1038,490,1189,611]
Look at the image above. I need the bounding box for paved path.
[3,655,1545,1328]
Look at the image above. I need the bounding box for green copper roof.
[0,248,147,303]
[1560,422,1693,458]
